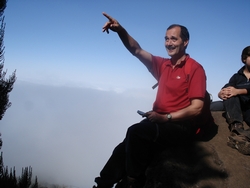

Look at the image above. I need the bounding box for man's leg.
[125,119,159,186]
[156,121,194,146]
[94,119,158,188]
[94,119,194,188]
[94,142,126,188]
[125,119,194,186]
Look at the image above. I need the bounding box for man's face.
[165,26,188,58]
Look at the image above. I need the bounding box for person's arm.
[146,98,204,123]
[218,86,248,100]
[102,12,153,71]
[225,87,247,97]
[218,74,245,100]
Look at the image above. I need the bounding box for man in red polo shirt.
[93,12,212,188]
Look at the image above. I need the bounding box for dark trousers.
[96,119,195,187]
[223,96,250,126]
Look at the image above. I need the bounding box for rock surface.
[144,111,250,188]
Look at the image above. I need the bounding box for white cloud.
[0,80,154,187]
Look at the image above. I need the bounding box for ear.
[184,40,189,47]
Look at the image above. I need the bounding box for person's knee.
[126,122,155,141]
[127,123,142,136]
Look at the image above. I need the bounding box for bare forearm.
[102,12,152,69]
[149,99,204,123]
[117,28,142,56]
[171,104,203,121]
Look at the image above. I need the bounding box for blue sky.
[4,0,250,98]
[1,0,250,187]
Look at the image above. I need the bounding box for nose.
[165,40,172,46]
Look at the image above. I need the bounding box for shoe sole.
[227,135,250,155]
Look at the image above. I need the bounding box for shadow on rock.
[145,127,228,188]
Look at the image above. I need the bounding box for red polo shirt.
[150,55,206,114]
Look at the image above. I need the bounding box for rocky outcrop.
[144,111,250,188]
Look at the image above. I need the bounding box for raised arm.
[102,12,153,71]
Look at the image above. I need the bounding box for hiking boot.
[115,178,126,188]
[93,185,110,188]
[93,177,113,188]
[115,176,143,188]
[227,133,250,155]
[126,177,136,188]
[229,122,244,134]
[93,184,112,188]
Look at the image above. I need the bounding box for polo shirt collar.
[166,54,190,68]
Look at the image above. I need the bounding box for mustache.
[165,45,176,50]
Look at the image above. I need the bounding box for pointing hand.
[102,12,122,33]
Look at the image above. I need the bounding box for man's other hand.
[146,111,167,123]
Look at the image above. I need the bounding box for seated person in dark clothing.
[218,46,250,134]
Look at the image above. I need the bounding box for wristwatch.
[167,114,172,121]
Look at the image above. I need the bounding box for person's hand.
[218,86,238,100]
[146,111,166,123]
[218,88,229,100]
[226,86,238,98]
[102,12,122,33]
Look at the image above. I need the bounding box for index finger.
[102,12,113,21]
